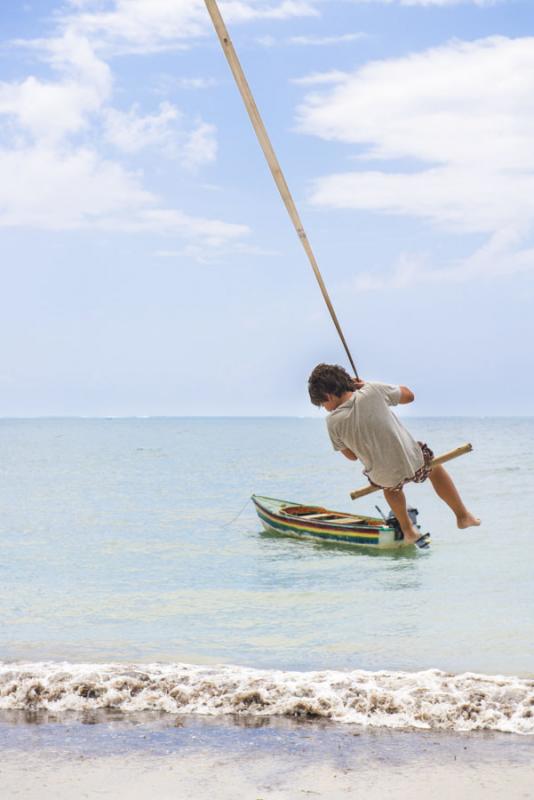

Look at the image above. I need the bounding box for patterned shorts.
[368,442,434,493]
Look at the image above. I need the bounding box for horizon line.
[0,415,532,421]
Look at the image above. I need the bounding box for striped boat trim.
[255,504,382,544]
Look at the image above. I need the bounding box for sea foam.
[1,662,533,734]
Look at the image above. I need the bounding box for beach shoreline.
[1,714,533,799]
[2,660,533,735]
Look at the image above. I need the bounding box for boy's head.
[308,363,355,407]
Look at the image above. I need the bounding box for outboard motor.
[376,506,420,541]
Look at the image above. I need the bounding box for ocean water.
[1,417,533,734]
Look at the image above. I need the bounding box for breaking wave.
[1,661,533,735]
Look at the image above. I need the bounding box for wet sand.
[1,748,534,800]
[1,713,533,799]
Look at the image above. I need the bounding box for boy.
[308,363,480,545]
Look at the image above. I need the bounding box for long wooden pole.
[204,0,359,379]
[350,443,473,500]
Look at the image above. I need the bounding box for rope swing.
[204,0,360,380]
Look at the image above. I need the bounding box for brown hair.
[308,363,355,406]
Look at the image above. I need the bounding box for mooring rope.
[204,0,359,380]
[221,495,253,528]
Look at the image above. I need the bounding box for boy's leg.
[428,465,480,529]
[383,488,420,543]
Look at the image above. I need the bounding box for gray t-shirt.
[326,381,424,488]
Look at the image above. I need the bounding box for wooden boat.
[252,495,412,549]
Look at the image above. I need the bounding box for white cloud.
[0,145,151,229]
[291,70,349,85]
[0,144,247,243]
[61,0,205,55]
[222,0,319,21]
[1,33,111,143]
[40,29,112,88]
[134,208,248,243]
[258,32,365,47]
[288,33,366,46]
[102,102,216,167]
[0,76,100,143]
[310,167,534,234]
[294,36,534,286]
[154,240,278,263]
[103,102,180,154]
[299,37,534,176]
[173,77,218,90]
[0,9,240,242]
[59,0,319,56]
[346,228,534,293]
[256,34,277,46]
[180,121,218,169]
[345,0,498,5]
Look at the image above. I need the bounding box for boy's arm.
[398,386,415,404]
[341,448,358,461]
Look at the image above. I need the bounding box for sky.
[1,0,533,417]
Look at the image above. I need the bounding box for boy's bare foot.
[457,512,481,529]
[402,525,422,544]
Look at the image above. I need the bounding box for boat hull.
[252,495,407,549]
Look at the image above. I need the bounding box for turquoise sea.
[0,417,533,734]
